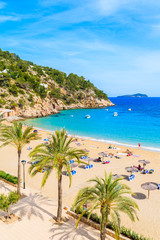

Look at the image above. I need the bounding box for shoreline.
[23,125,160,153]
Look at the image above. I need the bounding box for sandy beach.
[0,126,160,239]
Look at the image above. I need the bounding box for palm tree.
[73,172,139,240]
[0,122,40,194]
[29,128,86,222]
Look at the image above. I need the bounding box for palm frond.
[73,171,139,239]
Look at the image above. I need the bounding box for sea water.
[24,97,160,151]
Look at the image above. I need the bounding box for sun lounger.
[39,167,48,173]
[80,156,87,159]
[71,170,76,175]
[44,139,49,141]
[103,161,110,164]
[67,170,76,176]
[69,160,74,164]
[148,169,154,174]
[128,174,135,181]
[84,164,93,169]
[32,160,40,165]
[27,146,32,150]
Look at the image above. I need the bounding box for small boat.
[105,109,108,111]
[128,108,131,111]
[113,112,118,117]
[70,115,74,117]
[85,115,91,119]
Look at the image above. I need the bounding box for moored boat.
[113,112,118,117]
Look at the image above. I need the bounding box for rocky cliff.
[0,48,114,118]
[14,94,114,118]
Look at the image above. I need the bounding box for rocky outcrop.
[14,96,114,118]
[0,48,115,119]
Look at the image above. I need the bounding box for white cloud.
[0,15,20,23]
[95,0,160,15]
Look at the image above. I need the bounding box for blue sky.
[0,0,160,96]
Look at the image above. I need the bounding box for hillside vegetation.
[0,49,113,117]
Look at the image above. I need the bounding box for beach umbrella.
[44,138,49,141]
[113,174,123,180]
[98,152,108,161]
[84,158,94,165]
[141,182,157,199]
[125,167,137,175]
[139,160,150,169]
[83,148,90,153]
[70,163,78,171]
[98,152,107,156]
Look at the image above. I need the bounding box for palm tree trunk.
[17,150,21,195]
[100,208,106,240]
[100,221,106,240]
[57,171,62,222]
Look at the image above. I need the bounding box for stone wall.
[67,210,130,240]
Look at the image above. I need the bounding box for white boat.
[85,115,91,119]
[113,112,118,117]
[128,108,131,111]
[105,109,108,111]
[70,115,74,117]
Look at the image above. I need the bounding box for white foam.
[25,125,160,153]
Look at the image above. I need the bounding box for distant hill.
[117,93,148,98]
[0,48,113,118]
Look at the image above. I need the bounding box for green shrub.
[19,89,24,95]
[28,93,33,102]
[8,84,18,97]
[72,209,150,240]
[18,98,25,108]
[0,191,20,218]
[10,101,18,109]
[30,102,35,107]
[0,170,18,184]
[0,98,6,107]
[0,93,8,97]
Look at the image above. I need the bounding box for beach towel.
[118,153,127,156]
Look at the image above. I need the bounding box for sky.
[0,0,160,96]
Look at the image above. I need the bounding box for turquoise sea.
[24,97,160,152]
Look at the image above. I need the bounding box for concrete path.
[0,181,113,240]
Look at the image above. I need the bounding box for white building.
[40,83,48,89]
[0,109,15,118]
[0,69,8,74]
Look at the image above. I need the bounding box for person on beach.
[138,143,141,148]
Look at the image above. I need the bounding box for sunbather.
[94,157,102,162]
